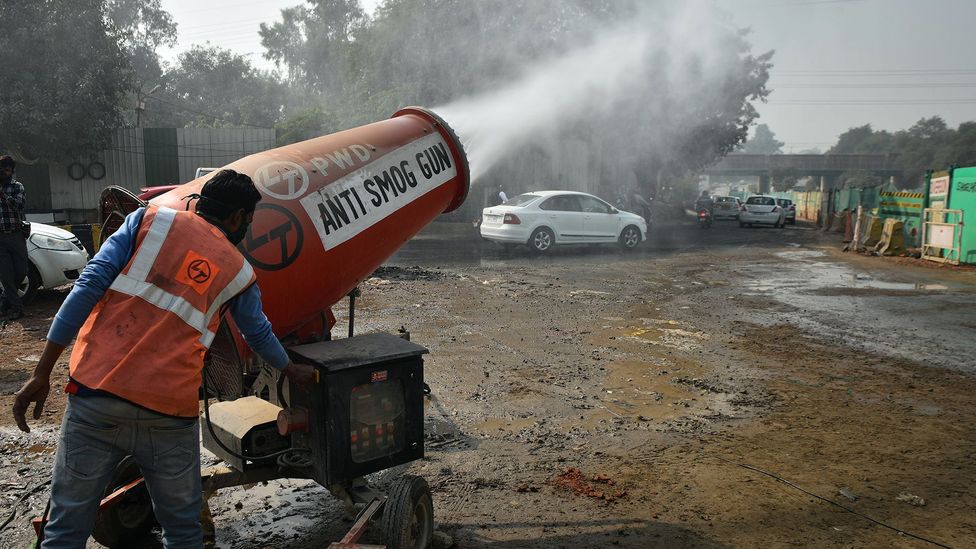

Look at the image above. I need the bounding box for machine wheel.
[92,457,156,548]
[618,225,641,250]
[382,475,433,549]
[16,264,41,305]
[527,227,554,254]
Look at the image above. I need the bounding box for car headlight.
[30,234,75,251]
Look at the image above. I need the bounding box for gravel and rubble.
[1,220,975,547]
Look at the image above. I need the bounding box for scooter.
[697,209,712,229]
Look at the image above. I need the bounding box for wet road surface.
[2,217,974,548]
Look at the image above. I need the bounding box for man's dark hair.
[196,169,261,219]
[0,155,15,169]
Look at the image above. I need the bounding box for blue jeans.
[42,394,203,548]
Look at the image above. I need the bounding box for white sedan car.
[15,223,90,303]
[480,191,647,252]
[738,195,786,228]
[712,196,741,220]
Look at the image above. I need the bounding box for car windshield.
[504,193,540,207]
[746,197,775,206]
[715,197,737,203]
[776,199,792,206]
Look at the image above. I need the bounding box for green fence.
[878,190,925,246]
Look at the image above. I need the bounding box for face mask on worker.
[227,211,251,246]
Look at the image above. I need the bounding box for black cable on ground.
[0,479,50,531]
[714,456,951,548]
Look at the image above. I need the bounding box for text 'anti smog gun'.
[85,107,470,549]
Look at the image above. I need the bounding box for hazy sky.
[159,0,975,151]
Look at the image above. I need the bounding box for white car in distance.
[712,196,741,220]
[15,223,90,304]
[480,191,647,253]
[738,195,786,228]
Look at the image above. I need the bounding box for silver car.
[738,195,786,228]
[712,196,741,220]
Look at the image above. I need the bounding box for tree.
[740,124,784,154]
[153,46,286,128]
[260,0,771,203]
[105,0,178,126]
[826,117,975,189]
[0,0,132,160]
[259,0,367,95]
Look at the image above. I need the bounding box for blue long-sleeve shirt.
[48,208,289,370]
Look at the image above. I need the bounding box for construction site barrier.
[921,208,964,265]
[861,215,884,249]
[875,218,906,256]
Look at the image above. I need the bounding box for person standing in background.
[0,155,28,320]
[497,185,508,205]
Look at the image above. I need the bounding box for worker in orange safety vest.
[12,169,315,547]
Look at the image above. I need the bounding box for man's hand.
[13,376,51,433]
[283,362,317,386]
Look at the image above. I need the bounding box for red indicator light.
[351,433,358,443]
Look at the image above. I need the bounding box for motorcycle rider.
[694,190,714,215]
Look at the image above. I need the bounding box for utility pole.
[135,84,162,128]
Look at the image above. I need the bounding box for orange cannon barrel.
[150,107,469,339]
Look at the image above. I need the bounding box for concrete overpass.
[704,153,902,192]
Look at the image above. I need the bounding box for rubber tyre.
[528,227,555,254]
[16,263,41,305]
[618,225,641,250]
[382,475,434,549]
[92,457,156,548]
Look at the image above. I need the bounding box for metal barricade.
[921,208,964,265]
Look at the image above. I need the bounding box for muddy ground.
[1,218,975,548]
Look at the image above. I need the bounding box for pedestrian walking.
[12,169,316,547]
[497,185,508,205]
[0,155,28,320]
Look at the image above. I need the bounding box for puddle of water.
[597,360,698,422]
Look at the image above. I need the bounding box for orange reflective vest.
[69,205,256,417]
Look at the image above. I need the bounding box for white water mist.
[434,1,755,187]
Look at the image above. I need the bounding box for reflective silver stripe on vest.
[201,261,255,345]
[108,206,246,348]
[127,207,177,281]
[110,274,216,345]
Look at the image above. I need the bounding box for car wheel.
[528,227,555,253]
[16,263,41,305]
[619,225,641,250]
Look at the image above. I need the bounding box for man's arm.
[47,208,145,345]
[1,181,25,210]
[229,285,315,384]
[13,208,144,433]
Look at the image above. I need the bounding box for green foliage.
[261,0,770,190]
[275,106,339,145]
[0,0,132,160]
[740,124,784,154]
[105,0,178,125]
[153,46,286,128]
[829,117,971,188]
